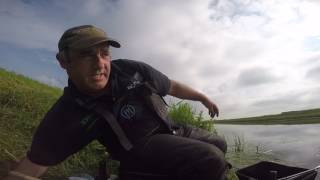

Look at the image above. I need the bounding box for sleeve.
[27,124,69,166]
[27,98,95,166]
[117,59,171,96]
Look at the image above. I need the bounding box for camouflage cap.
[58,25,120,51]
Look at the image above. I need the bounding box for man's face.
[63,44,112,96]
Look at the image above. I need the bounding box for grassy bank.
[0,68,106,179]
[216,108,320,125]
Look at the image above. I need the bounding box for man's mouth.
[91,72,106,81]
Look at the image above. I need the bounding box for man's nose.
[92,53,106,67]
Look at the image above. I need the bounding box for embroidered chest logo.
[126,72,143,90]
[120,104,136,119]
[126,80,140,90]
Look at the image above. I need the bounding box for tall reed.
[168,101,215,132]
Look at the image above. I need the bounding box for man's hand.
[3,157,47,180]
[202,98,219,118]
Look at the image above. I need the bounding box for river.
[216,124,320,178]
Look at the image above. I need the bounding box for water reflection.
[216,124,320,169]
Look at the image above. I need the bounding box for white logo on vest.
[120,104,136,119]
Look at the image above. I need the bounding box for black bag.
[236,161,318,180]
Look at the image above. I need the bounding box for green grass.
[168,101,215,132]
[216,108,320,125]
[0,68,62,164]
[0,68,106,179]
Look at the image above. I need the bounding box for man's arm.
[168,79,219,118]
[3,157,48,180]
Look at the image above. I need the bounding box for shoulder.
[35,92,77,132]
[111,59,161,78]
[29,91,95,165]
[111,59,170,96]
[112,59,146,66]
[45,89,77,119]
[111,59,151,73]
[34,84,93,137]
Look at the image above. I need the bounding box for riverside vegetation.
[0,68,276,179]
[215,109,320,125]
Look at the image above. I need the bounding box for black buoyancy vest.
[111,64,173,140]
[75,64,173,151]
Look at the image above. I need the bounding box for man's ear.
[56,52,68,69]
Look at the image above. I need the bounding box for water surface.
[216,124,320,169]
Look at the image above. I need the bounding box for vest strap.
[75,97,133,151]
[94,103,133,151]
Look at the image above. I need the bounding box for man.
[4,25,229,180]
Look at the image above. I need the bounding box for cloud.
[306,66,320,81]
[208,0,266,22]
[304,36,320,51]
[223,39,265,62]
[250,85,320,115]
[0,0,64,51]
[236,67,280,87]
[253,93,303,108]
[1,0,320,119]
[303,53,320,65]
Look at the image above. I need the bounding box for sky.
[1,0,320,119]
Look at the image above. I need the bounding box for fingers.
[202,99,219,118]
[209,111,215,118]
[215,104,219,117]
[209,110,218,118]
[209,104,219,118]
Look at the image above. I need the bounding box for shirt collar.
[64,79,112,106]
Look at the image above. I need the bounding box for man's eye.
[101,50,109,56]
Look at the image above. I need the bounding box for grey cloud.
[303,54,320,66]
[198,64,233,79]
[0,0,64,51]
[302,86,320,108]
[251,87,320,116]
[0,0,119,51]
[224,40,264,62]
[304,0,320,3]
[0,0,206,83]
[208,0,265,21]
[247,93,304,117]
[306,66,320,81]
[138,51,184,79]
[237,67,279,87]
[253,93,303,108]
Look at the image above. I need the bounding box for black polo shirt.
[27,59,171,166]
